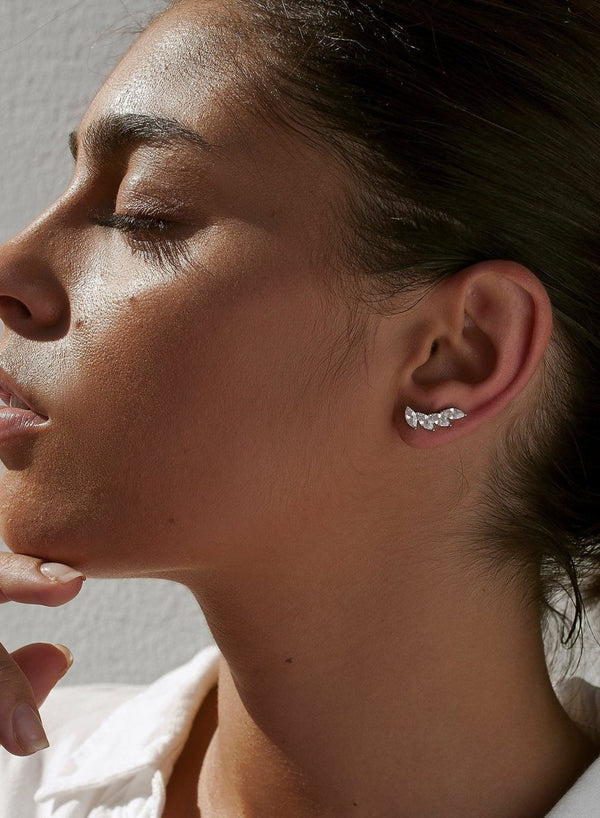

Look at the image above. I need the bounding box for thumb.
[11,643,73,707]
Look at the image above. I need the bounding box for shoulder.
[548,677,600,816]
[556,676,600,747]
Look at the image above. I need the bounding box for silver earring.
[405,406,467,431]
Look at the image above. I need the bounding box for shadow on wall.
[0,536,213,685]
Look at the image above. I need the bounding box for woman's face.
[0,1,386,578]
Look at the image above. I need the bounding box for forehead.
[84,4,243,142]
[77,0,350,268]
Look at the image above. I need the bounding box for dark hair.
[187,0,600,641]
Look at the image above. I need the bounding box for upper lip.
[0,365,48,419]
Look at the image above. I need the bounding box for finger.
[0,553,85,606]
[0,642,49,756]
[11,643,73,707]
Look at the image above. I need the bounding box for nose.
[0,219,71,342]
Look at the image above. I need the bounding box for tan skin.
[164,686,218,818]
[0,0,597,815]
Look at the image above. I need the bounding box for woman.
[0,0,598,815]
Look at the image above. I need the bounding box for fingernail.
[40,563,85,584]
[53,644,74,679]
[12,703,49,754]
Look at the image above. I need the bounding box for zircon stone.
[418,414,436,431]
[405,406,419,430]
[434,413,451,427]
[444,408,466,421]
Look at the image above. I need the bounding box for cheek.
[0,267,354,576]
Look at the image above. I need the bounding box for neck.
[188,546,596,818]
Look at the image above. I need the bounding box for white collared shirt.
[1,646,600,816]
[0,645,220,817]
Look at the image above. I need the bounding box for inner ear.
[396,261,552,449]
[412,320,497,387]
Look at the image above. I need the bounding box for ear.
[395,260,553,449]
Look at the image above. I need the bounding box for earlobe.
[397,260,553,449]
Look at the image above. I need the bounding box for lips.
[0,367,47,419]
[0,366,49,449]
[0,390,37,412]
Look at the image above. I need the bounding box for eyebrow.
[69,112,211,163]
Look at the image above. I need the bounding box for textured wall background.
[0,0,214,684]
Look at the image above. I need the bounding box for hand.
[0,553,84,756]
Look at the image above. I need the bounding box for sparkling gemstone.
[405,406,418,429]
[434,413,451,427]
[444,408,466,420]
[419,414,436,430]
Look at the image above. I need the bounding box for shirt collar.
[36,645,220,800]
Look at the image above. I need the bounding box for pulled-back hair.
[184,0,600,641]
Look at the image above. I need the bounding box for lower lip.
[0,407,48,445]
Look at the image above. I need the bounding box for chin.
[0,478,88,571]
[1,514,82,571]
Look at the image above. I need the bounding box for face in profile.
[0,0,382,580]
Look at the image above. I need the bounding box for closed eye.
[90,212,172,234]
[90,210,193,269]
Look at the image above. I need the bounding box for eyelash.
[93,212,170,234]
[90,211,190,268]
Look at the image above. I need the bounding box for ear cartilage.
[404,406,467,431]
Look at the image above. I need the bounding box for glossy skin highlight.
[0,4,366,579]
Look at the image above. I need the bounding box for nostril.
[0,296,32,321]
[0,294,70,342]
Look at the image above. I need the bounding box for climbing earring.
[405,406,467,431]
